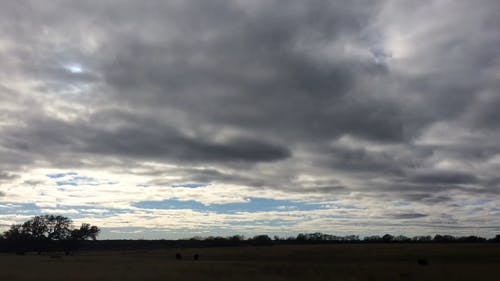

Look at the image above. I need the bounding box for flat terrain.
[1,244,499,281]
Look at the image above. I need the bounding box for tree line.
[184,232,500,246]
[2,215,500,253]
[76,232,500,251]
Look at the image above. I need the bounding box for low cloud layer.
[1,0,499,238]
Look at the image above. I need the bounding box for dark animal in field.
[175,253,182,260]
[193,253,199,260]
[15,251,26,256]
[50,254,62,259]
[417,257,429,266]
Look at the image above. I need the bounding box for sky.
[1,0,500,239]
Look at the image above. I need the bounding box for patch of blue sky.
[172,183,208,188]
[394,201,413,207]
[462,199,490,206]
[45,205,128,218]
[133,197,327,213]
[336,204,363,210]
[54,174,118,186]
[134,199,205,210]
[56,180,79,186]
[326,215,353,219]
[0,203,40,215]
[46,172,78,179]
[320,203,365,210]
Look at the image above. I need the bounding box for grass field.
[1,244,499,281]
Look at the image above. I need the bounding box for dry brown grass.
[1,243,499,281]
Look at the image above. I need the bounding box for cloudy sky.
[1,0,499,239]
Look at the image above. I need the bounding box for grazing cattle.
[193,253,199,260]
[175,253,182,260]
[417,257,429,266]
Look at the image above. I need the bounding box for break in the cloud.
[1,0,500,238]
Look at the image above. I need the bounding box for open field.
[1,244,499,281]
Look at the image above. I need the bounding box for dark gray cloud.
[410,170,478,185]
[22,180,45,187]
[0,172,18,182]
[0,0,499,229]
[93,0,398,144]
[400,194,452,204]
[0,112,290,165]
[392,213,428,220]
[88,127,291,163]
[324,145,407,175]
[172,168,268,188]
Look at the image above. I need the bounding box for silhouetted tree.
[433,234,455,243]
[308,232,324,241]
[394,235,411,242]
[412,235,432,243]
[491,234,500,242]
[457,235,486,243]
[296,233,307,241]
[2,224,26,240]
[6,215,72,241]
[344,235,360,242]
[71,223,100,240]
[2,215,100,253]
[382,234,394,243]
[249,235,273,246]
[363,235,382,243]
[229,235,244,241]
